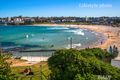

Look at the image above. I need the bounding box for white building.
[14,18,24,24]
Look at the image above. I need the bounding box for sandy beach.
[10,24,120,67]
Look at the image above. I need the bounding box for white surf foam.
[67,43,82,49]
[66,29,85,36]
[73,43,81,47]
[26,35,29,38]
[28,38,48,43]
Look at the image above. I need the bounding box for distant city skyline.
[0,0,120,17]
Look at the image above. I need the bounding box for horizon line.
[0,15,120,18]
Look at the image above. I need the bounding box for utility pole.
[40,65,42,80]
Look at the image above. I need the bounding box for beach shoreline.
[32,24,119,49]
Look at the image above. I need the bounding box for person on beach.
[26,68,34,75]
[24,68,28,73]
[20,68,34,76]
[20,68,28,74]
[113,45,119,58]
[109,45,113,54]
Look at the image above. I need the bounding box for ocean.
[0,25,103,57]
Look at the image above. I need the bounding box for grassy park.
[11,62,50,80]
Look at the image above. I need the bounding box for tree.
[74,74,85,80]
[0,51,14,80]
[48,48,120,80]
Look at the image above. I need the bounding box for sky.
[0,0,120,17]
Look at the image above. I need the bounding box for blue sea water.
[0,25,102,56]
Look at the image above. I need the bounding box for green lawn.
[11,62,50,80]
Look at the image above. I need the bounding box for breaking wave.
[66,29,85,36]
[66,43,82,49]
